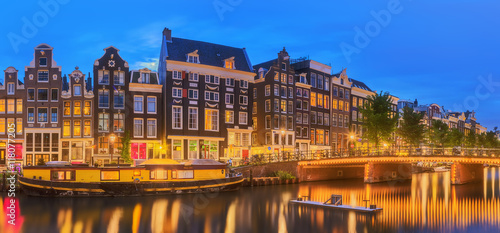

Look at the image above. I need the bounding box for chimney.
[163,27,172,42]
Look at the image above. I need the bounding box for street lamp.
[109,133,116,165]
[349,134,355,156]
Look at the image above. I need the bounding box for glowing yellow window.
[64,101,71,116]
[63,120,71,137]
[0,100,4,113]
[73,120,81,137]
[74,101,81,116]
[310,92,316,107]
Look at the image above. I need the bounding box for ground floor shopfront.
[61,139,94,164]
[0,139,23,171]
[168,136,224,161]
[24,128,60,166]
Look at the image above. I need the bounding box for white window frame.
[172,70,182,80]
[205,91,219,102]
[172,106,182,129]
[147,96,157,113]
[239,95,248,105]
[239,112,248,125]
[7,83,15,95]
[134,96,144,113]
[188,107,198,130]
[225,93,234,105]
[134,118,144,138]
[188,89,199,99]
[172,87,183,98]
[147,119,157,138]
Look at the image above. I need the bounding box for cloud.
[130,58,159,72]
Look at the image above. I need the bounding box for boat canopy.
[138,159,180,166]
[184,159,224,166]
[45,161,71,167]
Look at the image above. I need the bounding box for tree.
[485,131,499,148]
[465,131,477,148]
[120,131,133,163]
[429,119,449,148]
[447,128,464,147]
[477,132,487,147]
[359,91,399,148]
[397,106,425,151]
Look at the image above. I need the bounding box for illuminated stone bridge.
[235,153,500,184]
[296,156,500,184]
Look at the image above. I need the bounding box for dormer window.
[225,60,234,69]
[224,57,235,69]
[188,55,198,63]
[187,50,200,64]
[141,73,150,84]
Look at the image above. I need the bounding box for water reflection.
[3,168,500,233]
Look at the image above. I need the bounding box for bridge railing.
[238,147,500,166]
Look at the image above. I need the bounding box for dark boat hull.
[19,176,244,197]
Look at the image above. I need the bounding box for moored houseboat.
[19,159,243,197]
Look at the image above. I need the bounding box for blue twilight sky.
[0,0,499,129]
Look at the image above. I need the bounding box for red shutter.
[182,71,186,79]
[183,89,187,98]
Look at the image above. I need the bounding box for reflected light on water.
[224,199,237,233]
[298,169,500,232]
[132,204,142,233]
[106,207,123,233]
[151,199,168,233]
[59,208,72,233]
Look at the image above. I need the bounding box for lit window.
[28,108,35,123]
[74,101,81,116]
[84,101,91,116]
[7,99,14,114]
[205,109,219,131]
[16,118,22,135]
[73,120,81,137]
[226,110,234,124]
[64,101,71,116]
[113,113,124,132]
[225,60,234,69]
[83,120,91,137]
[98,113,109,132]
[38,108,48,122]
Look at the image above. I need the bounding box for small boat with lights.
[19,159,243,197]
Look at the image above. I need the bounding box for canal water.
[1,167,500,233]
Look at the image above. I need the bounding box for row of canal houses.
[0,28,487,168]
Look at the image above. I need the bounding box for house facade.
[253,48,296,155]
[159,28,255,161]
[24,44,62,165]
[0,67,25,170]
[93,46,130,165]
[61,67,94,164]
[128,68,163,160]
[293,59,332,153]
